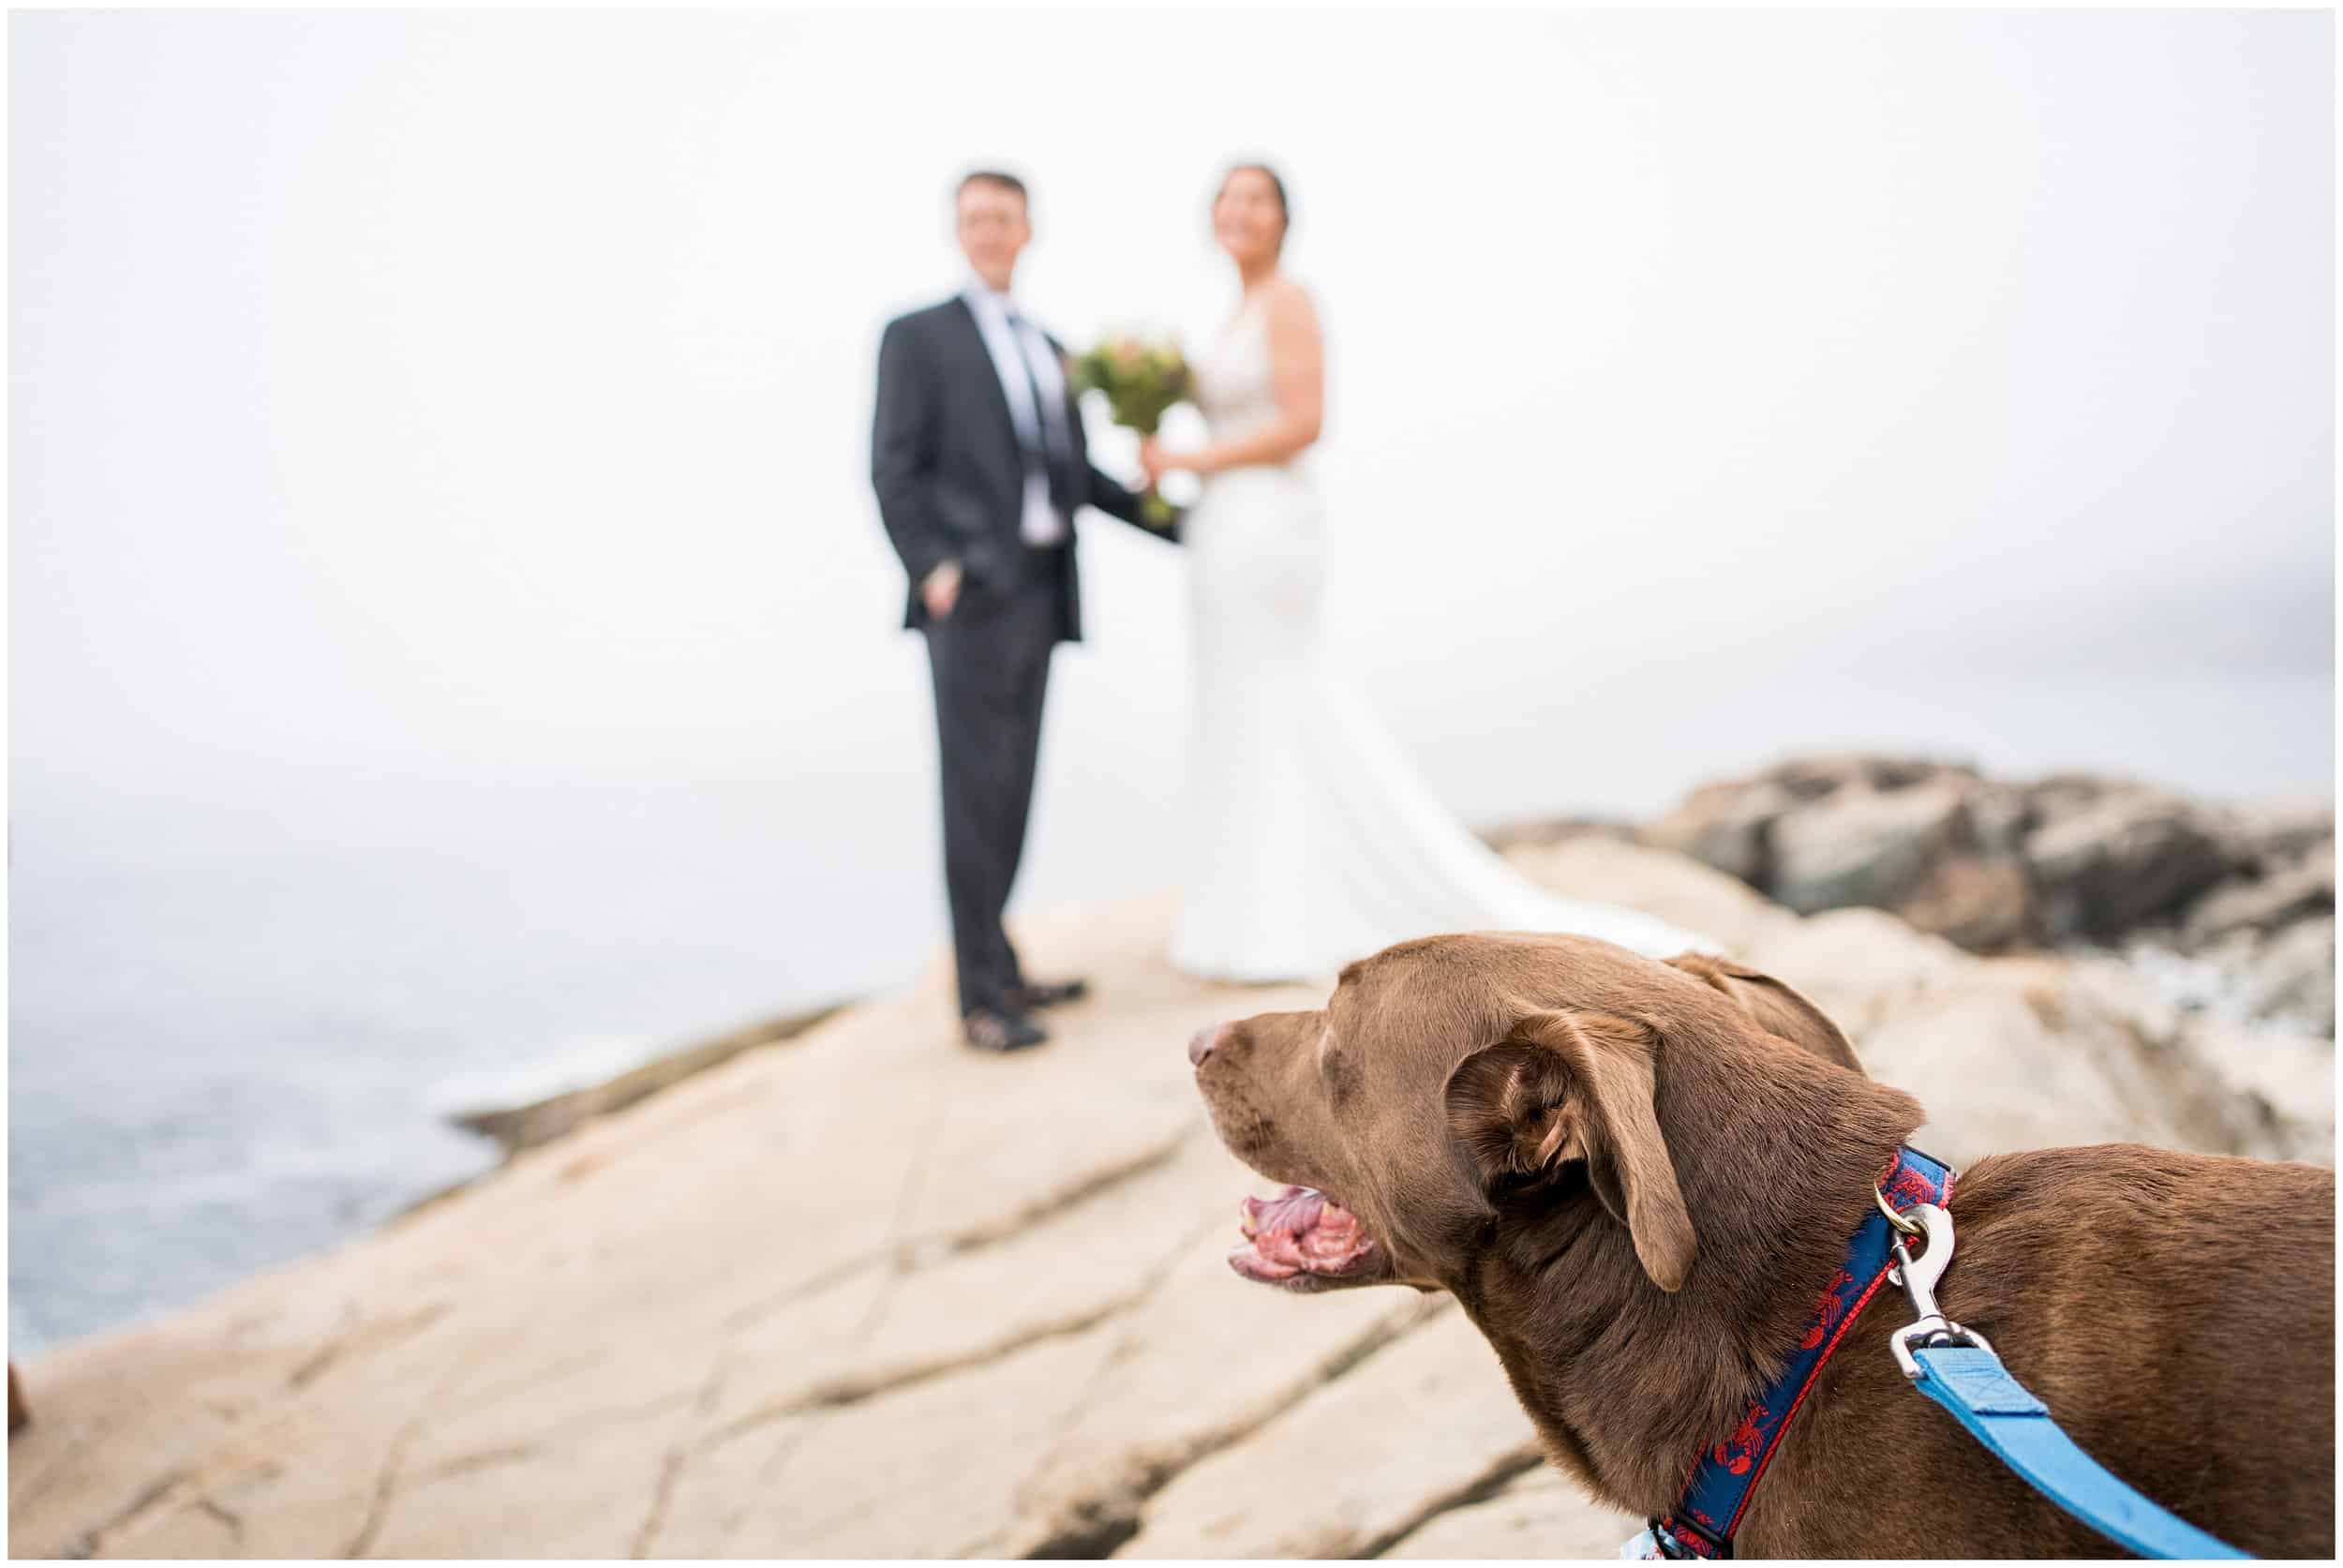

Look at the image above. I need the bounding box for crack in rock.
[1008,1208,1229,1445]
[730,1294,1129,1435]
[62,1454,289,1560]
[705,1208,1217,1456]
[1022,1502,1145,1561]
[631,1341,738,1558]
[344,1353,476,1558]
[195,1497,246,1541]
[289,1303,450,1392]
[1358,1442,1547,1559]
[61,1467,191,1560]
[1014,1294,1453,1559]
[716,1121,1201,1346]
[716,1414,829,1556]
[680,1083,955,1557]
[405,1442,545,1486]
[715,1247,893,1335]
[709,1206,1224,1558]
[931,1120,1197,1259]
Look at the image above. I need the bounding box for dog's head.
[1189,932,1879,1299]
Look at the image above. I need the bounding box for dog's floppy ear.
[1665,952,1862,1073]
[1444,1010,1696,1292]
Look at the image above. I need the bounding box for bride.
[1140,163,1708,981]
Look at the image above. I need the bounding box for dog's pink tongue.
[1230,1186,1375,1284]
[1239,1186,1324,1240]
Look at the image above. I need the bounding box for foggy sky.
[12,9,2334,851]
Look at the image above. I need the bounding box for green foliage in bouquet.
[1069,337,1190,434]
[1069,336,1191,526]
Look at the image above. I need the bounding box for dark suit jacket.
[872,294,1171,643]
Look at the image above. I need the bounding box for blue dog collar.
[1647,1143,1955,1559]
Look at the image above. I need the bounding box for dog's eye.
[1492,1163,1586,1204]
[1491,1168,1544,1200]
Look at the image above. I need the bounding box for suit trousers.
[922,551,1066,1016]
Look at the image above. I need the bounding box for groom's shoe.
[963,1008,1049,1053]
[1006,978,1090,1011]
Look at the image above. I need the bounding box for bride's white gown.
[1167,292,1708,981]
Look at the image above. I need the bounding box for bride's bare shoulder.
[1262,275,1322,334]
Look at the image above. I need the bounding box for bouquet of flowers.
[1069,336,1190,527]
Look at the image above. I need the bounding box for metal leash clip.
[1877,1198,1997,1380]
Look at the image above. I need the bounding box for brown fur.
[1190,932,2336,1558]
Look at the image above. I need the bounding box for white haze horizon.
[7,7,2336,1351]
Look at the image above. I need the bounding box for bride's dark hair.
[1219,161,1291,245]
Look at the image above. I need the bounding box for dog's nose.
[1188,1022,1224,1068]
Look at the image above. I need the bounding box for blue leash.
[1643,1158,2254,1560]
[1907,1344,2246,1559]
[1886,1202,2252,1560]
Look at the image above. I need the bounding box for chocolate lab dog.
[1186,933,2334,1558]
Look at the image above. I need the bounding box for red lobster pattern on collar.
[1648,1145,1956,1560]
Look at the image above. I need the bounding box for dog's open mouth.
[1231,1186,1379,1289]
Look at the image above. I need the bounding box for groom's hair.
[956,170,1028,209]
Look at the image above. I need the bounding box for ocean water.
[7,777,933,1358]
[7,669,2332,1357]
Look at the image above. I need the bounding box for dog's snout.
[1188,1023,1224,1068]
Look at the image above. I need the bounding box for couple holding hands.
[872,163,1697,1053]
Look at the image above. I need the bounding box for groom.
[872,170,1172,1053]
